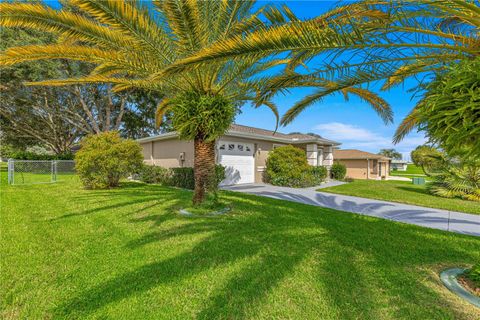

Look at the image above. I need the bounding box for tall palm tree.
[159,0,479,140]
[0,0,290,204]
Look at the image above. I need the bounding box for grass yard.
[390,164,427,177]
[320,180,480,215]
[1,179,480,319]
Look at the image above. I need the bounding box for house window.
[228,144,235,151]
[245,146,251,152]
[237,144,244,151]
[219,144,225,150]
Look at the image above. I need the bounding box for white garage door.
[218,141,255,185]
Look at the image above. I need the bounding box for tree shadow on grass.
[47,183,189,221]
[53,189,480,319]
[396,185,431,196]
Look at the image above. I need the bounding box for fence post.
[7,159,13,185]
[51,160,57,182]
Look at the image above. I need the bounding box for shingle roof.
[229,124,317,141]
[333,149,391,160]
[137,123,340,145]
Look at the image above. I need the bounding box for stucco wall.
[140,135,334,183]
[140,136,276,183]
[335,159,390,180]
[336,159,369,179]
[140,138,194,168]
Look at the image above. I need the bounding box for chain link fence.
[7,159,75,185]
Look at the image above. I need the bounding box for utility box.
[412,177,426,185]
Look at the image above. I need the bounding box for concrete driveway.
[222,183,480,237]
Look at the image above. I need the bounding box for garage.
[217,141,255,185]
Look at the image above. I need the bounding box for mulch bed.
[458,274,480,297]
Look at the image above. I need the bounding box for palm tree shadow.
[53,190,480,319]
[396,185,430,195]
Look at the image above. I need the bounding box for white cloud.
[314,122,380,141]
[313,122,427,160]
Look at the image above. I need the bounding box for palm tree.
[0,0,290,204]
[378,149,402,160]
[159,0,479,138]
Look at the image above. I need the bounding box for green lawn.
[390,164,427,177]
[1,179,480,319]
[0,161,75,185]
[320,180,480,215]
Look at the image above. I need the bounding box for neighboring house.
[137,124,340,185]
[390,159,408,171]
[333,149,391,180]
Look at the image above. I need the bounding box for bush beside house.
[331,162,347,180]
[264,145,327,187]
[138,164,226,191]
[75,132,143,189]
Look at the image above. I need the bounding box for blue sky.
[41,0,426,160]
[233,1,427,160]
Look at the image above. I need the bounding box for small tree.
[162,91,236,204]
[75,132,143,189]
[410,145,445,176]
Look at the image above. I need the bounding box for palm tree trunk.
[193,136,216,205]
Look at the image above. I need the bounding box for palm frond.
[24,76,163,93]
[155,99,172,127]
[393,108,420,144]
[0,2,134,49]
[69,0,174,61]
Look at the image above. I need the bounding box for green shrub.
[310,166,328,185]
[170,167,195,189]
[465,263,480,288]
[331,162,347,180]
[428,160,480,202]
[213,164,226,189]
[7,150,74,160]
[75,132,143,189]
[138,165,171,184]
[138,164,226,191]
[265,145,326,187]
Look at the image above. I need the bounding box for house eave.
[137,130,341,146]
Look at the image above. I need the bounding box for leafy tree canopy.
[410,145,445,176]
[378,149,402,160]
[412,58,480,158]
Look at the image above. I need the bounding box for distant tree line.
[0,27,171,157]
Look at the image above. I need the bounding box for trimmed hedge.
[331,162,347,180]
[265,145,327,187]
[170,167,195,189]
[138,164,226,190]
[7,151,74,160]
[139,165,171,184]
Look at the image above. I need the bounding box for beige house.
[333,149,391,180]
[138,124,340,185]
